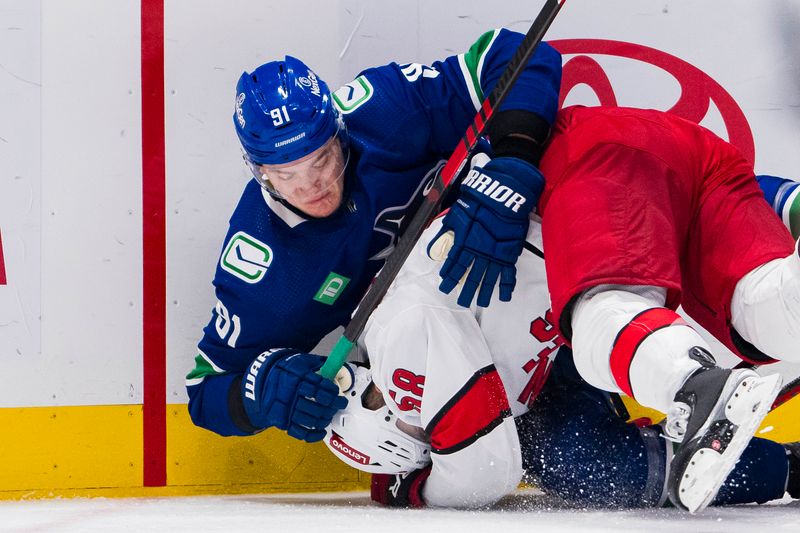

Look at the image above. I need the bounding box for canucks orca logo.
[369,160,445,262]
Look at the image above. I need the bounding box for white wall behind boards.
[1,1,798,408]
[0,0,142,407]
[0,1,42,396]
[40,0,144,406]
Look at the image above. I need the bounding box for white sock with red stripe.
[572,285,706,412]
[625,318,709,412]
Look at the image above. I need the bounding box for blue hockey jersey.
[186,29,562,436]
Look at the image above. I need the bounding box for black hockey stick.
[319,0,567,379]
[770,374,800,411]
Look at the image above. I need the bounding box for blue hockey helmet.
[234,56,343,167]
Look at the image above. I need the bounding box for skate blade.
[677,372,782,514]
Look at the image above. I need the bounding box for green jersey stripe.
[457,55,481,111]
[458,29,501,111]
[785,187,800,240]
[185,350,227,386]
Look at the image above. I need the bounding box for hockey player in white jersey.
[323,194,800,509]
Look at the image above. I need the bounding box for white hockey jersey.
[362,215,562,508]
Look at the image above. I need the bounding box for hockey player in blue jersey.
[185,29,562,441]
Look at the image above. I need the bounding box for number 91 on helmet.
[325,364,431,474]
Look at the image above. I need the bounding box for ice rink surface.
[2,490,798,533]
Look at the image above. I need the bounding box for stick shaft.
[772,374,800,411]
[319,0,566,379]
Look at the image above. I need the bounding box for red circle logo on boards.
[550,39,755,164]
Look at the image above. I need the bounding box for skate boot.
[666,362,782,513]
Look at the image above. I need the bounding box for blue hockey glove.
[241,348,348,443]
[429,156,544,307]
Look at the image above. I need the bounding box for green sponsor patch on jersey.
[314,272,351,305]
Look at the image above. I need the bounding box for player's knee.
[731,253,800,361]
[570,285,667,394]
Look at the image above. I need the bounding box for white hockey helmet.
[325,364,431,474]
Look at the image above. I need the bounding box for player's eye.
[312,154,329,168]
[272,172,295,182]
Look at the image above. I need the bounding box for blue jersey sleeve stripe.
[775,181,798,212]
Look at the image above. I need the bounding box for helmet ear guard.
[324,364,431,474]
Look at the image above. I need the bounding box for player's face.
[259,136,347,218]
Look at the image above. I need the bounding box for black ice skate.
[666,358,782,513]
